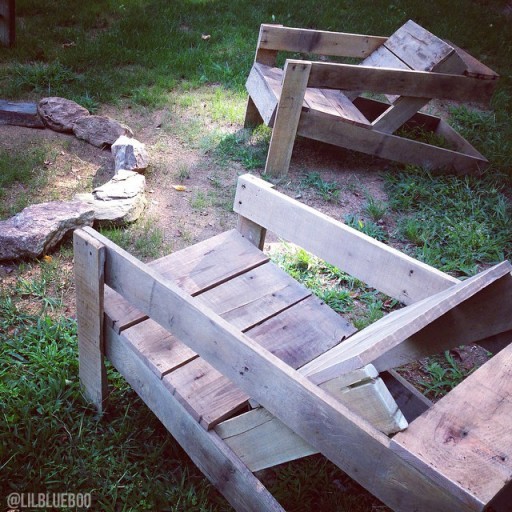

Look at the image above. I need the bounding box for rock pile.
[0,97,150,261]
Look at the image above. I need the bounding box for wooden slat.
[104,286,147,333]
[305,87,370,126]
[105,326,285,512]
[163,358,249,430]
[246,64,280,126]
[257,23,386,59]
[301,262,512,384]
[320,365,408,434]
[150,229,269,296]
[450,42,499,80]
[298,107,488,174]
[391,341,512,508]
[373,271,512,372]
[236,215,267,250]
[307,61,496,103]
[74,230,107,411]
[120,318,197,379]
[196,261,311,332]
[383,20,465,73]
[372,48,469,134]
[104,229,269,332]
[247,295,356,369]
[216,407,317,472]
[0,100,45,128]
[87,226,475,512]
[234,174,459,305]
[265,60,311,177]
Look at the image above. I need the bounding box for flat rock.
[111,135,149,172]
[93,169,146,200]
[73,115,134,148]
[75,170,146,225]
[38,97,90,133]
[0,201,94,261]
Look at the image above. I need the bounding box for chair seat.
[247,63,371,128]
[105,230,355,429]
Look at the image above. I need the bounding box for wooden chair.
[245,21,498,177]
[74,174,512,511]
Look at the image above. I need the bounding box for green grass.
[0,144,52,218]
[270,244,398,329]
[418,351,475,399]
[385,168,512,275]
[301,172,341,202]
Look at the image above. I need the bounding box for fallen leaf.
[173,185,187,191]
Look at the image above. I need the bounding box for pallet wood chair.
[245,21,498,177]
[74,174,512,512]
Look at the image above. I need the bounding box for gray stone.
[75,170,146,225]
[38,97,90,133]
[72,115,133,148]
[111,135,148,172]
[0,201,94,261]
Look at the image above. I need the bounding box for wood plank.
[307,61,496,103]
[236,215,267,250]
[105,326,285,512]
[300,262,512,384]
[243,96,264,128]
[104,285,147,333]
[163,357,249,430]
[216,407,317,472]
[120,318,197,379]
[372,49,470,134]
[449,42,498,80]
[298,108,488,174]
[150,229,269,296]
[247,295,356,369]
[74,229,108,411]
[0,0,15,47]
[88,226,475,512]
[104,229,269,332]
[234,174,459,305]
[196,261,311,332]
[373,271,512,372]
[304,87,370,126]
[264,60,311,177]
[0,100,45,128]
[320,365,408,434]
[391,341,512,508]
[384,20,464,73]
[257,23,386,59]
[246,64,279,126]
[217,366,417,472]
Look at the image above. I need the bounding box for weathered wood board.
[391,340,512,509]
[0,100,45,128]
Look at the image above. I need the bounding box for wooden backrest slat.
[234,174,458,304]
[256,24,386,60]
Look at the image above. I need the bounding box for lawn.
[1,1,511,510]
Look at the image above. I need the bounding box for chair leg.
[264,60,311,178]
[74,229,108,412]
[244,96,263,128]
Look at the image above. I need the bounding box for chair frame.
[74,174,512,511]
[245,23,498,177]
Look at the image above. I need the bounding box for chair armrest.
[306,61,497,103]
